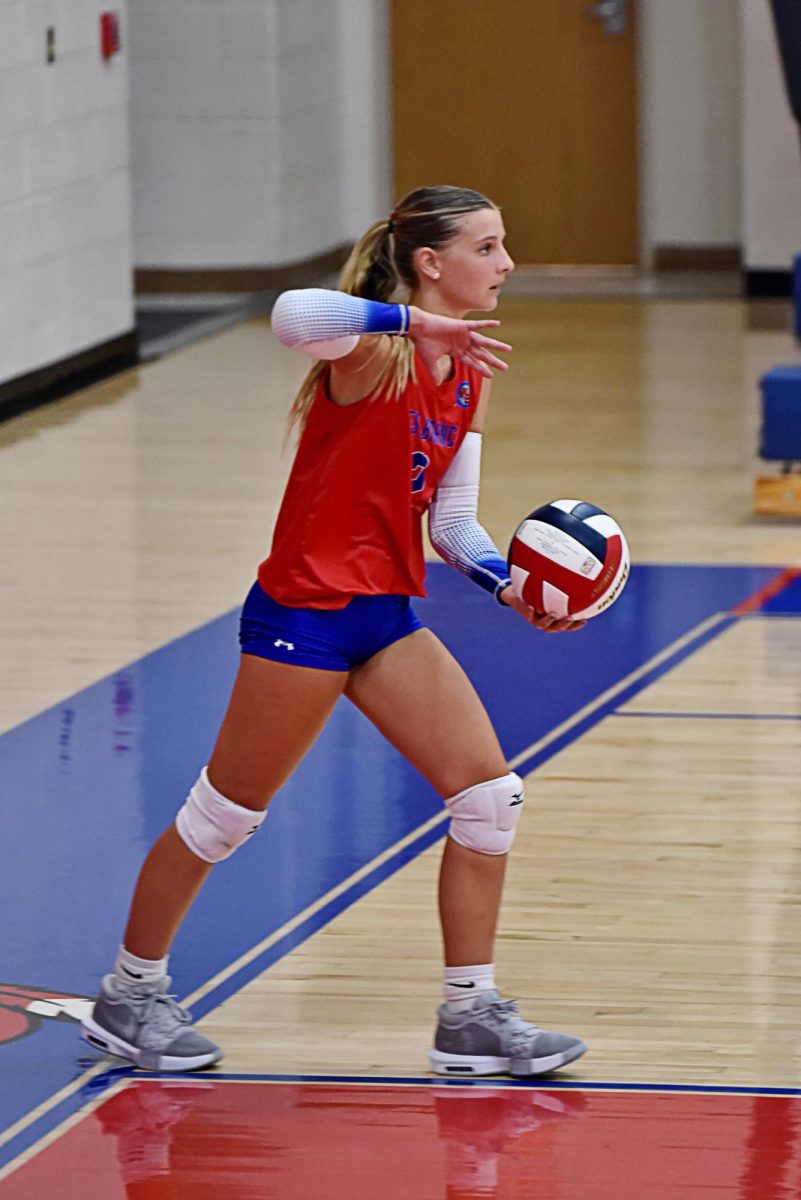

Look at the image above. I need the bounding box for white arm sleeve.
[270,288,409,360]
[428,432,513,603]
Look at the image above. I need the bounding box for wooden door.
[391,0,639,265]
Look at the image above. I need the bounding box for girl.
[81,185,587,1078]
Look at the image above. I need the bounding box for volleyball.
[508,500,630,620]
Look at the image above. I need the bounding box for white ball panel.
[550,499,583,514]
[516,520,603,579]
[542,581,569,617]
[584,513,622,538]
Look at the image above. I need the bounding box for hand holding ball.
[508,500,630,620]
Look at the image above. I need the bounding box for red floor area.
[2,1079,800,1199]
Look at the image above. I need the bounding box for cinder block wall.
[0,1,134,388]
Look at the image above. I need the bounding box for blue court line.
[614,711,801,721]
[173,1073,801,1098]
[82,1069,801,1100]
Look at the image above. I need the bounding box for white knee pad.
[175,768,266,863]
[446,772,525,855]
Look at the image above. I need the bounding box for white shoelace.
[485,998,543,1054]
[135,991,192,1047]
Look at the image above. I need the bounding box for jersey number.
[411,451,430,494]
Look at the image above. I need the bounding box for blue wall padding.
[760,364,801,460]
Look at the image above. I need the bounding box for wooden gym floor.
[0,290,799,1198]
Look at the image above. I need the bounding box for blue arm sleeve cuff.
[363,299,410,335]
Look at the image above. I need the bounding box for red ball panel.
[509,535,600,612]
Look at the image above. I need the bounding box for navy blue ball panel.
[526,504,608,564]
[570,501,607,521]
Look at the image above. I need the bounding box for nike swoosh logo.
[449,982,476,989]
[121,967,143,979]
[111,1014,140,1040]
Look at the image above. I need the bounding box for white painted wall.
[129,0,391,269]
[637,0,741,258]
[0,0,134,388]
[741,0,801,271]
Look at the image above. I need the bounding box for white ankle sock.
[114,945,168,993]
[443,963,496,1011]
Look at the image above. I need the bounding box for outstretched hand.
[408,308,511,379]
[499,585,586,633]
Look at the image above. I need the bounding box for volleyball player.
[81,185,587,1078]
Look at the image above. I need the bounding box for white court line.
[0,608,729,1174]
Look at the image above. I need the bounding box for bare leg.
[123,826,213,961]
[123,653,348,960]
[346,629,511,967]
[437,837,507,966]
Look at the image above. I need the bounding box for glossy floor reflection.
[2,1077,800,1200]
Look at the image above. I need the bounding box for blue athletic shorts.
[239,582,424,671]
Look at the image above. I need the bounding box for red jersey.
[258,352,481,608]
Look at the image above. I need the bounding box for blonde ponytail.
[287,217,414,436]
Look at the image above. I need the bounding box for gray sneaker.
[80,975,223,1072]
[428,989,586,1077]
